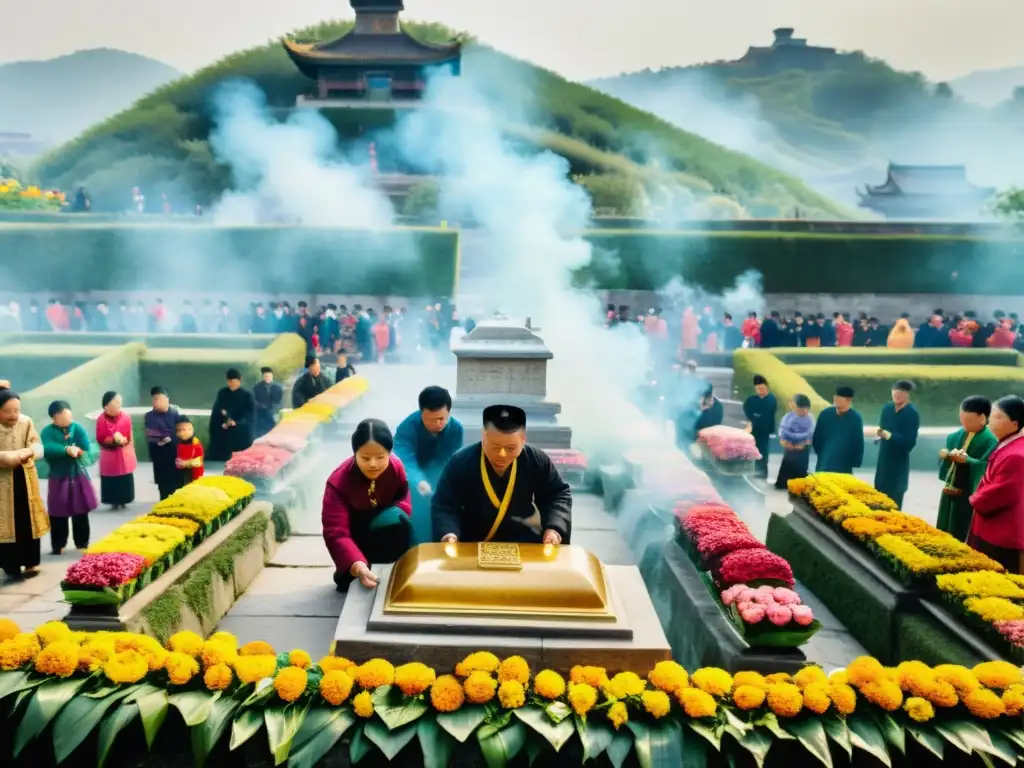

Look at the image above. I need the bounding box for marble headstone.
[451,318,571,449]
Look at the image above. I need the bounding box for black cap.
[753,375,768,387]
[151,386,168,396]
[483,405,526,432]
[836,386,855,398]
[305,355,319,368]
[893,380,915,392]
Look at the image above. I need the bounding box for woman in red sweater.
[322,419,412,591]
[969,396,1024,573]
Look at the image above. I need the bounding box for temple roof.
[283,30,461,75]
[860,163,995,198]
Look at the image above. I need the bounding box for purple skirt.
[48,473,99,518]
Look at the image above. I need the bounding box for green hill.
[31,20,847,219]
[0,49,181,144]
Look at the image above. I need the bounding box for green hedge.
[772,348,1024,367]
[18,343,144,426]
[9,332,279,350]
[0,225,459,296]
[790,363,1024,426]
[732,350,830,415]
[894,613,984,668]
[575,231,1024,293]
[138,334,305,408]
[0,345,118,393]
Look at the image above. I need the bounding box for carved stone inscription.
[457,359,547,396]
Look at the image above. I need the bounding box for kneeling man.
[431,405,572,545]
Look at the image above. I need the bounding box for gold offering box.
[383,542,616,622]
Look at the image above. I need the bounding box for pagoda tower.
[283,0,462,108]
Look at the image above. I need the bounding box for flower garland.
[698,425,762,462]
[2,621,1024,768]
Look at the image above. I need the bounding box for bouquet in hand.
[698,425,762,461]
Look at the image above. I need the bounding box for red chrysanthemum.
[716,549,795,587]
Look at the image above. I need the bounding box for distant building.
[736,28,838,72]
[283,0,462,109]
[857,163,996,220]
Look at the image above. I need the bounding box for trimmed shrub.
[0,344,118,392]
[9,332,280,350]
[0,225,459,297]
[772,347,1023,367]
[18,343,144,426]
[257,333,307,374]
[790,363,1024,426]
[894,612,984,667]
[732,350,830,415]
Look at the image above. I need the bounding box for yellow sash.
[481,450,517,542]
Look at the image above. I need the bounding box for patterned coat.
[0,415,49,543]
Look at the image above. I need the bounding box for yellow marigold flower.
[355,658,395,689]
[498,680,526,709]
[273,666,308,703]
[973,661,1021,690]
[114,634,167,672]
[934,665,980,696]
[680,688,718,718]
[240,641,275,656]
[430,675,465,712]
[903,697,935,723]
[764,672,792,685]
[319,656,356,673]
[860,680,903,712]
[803,682,831,714]
[827,683,857,715]
[200,641,236,669]
[733,671,768,690]
[965,597,1024,623]
[35,640,79,678]
[104,650,149,685]
[0,618,19,642]
[766,684,803,718]
[608,701,629,730]
[604,671,646,699]
[204,663,233,691]
[0,633,40,671]
[234,654,276,685]
[925,681,958,708]
[36,621,73,647]
[733,685,766,711]
[570,665,609,688]
[847,657,884,687]
[207,631,238,650]
[828,670,849,685]
[320,670,354,706]
[642,690,671,719]
[395,662,436,696]
[353,690,375,718]
[498,656,531,684]
[165,652,199,685]
[794,666,827,690]
[964,688,1005,719]
[648,661,688,695]
[288,650,312,669]
[894,661,935,696]
[464,671,497,704]
[458,651,499,675]
[1002,685,1024,716]
[168,631,204,657]
[568,682,598,716]
[691,668,732,697]
[534,669,567,700]
[76,646,103,674]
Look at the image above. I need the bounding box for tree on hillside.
[994,187,1024,220]
[934,82,954,99]
[1014,86,1024,104]
[573,174,646,216]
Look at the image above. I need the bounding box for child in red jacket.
[174,415,205,489]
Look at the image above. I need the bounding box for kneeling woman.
[322,419,413,591]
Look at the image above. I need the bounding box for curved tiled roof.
[283,31,461,75]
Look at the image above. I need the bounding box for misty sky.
[2,0,1021,82]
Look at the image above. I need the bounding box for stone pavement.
[0,462,170,630]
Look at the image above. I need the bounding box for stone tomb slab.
[334,564,671,673]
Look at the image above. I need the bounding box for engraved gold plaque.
[383,543,616,621]
[477,543,523,571]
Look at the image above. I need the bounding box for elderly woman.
[0,389,48,579]
[968,396,1024,573]
[95,391,137,510]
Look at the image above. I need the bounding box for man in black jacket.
[292,355,330,409]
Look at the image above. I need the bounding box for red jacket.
[176,438,205,482]
[835,321,854,347]
[970,433,1024,549]
[949,327,974,347]
[740,318,761,346]
[987,326,1017,349]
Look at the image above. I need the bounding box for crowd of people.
[605,303,1024,353]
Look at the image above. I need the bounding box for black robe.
[253,381,283,438]
[431,443,572,544]
[291,372,330,409]
[743,393,778,476]
[873,402,920,509]
[812,407,864,474]
[208,387,256,461]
